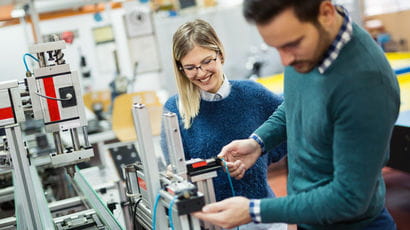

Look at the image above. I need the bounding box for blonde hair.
[172,19,225,129]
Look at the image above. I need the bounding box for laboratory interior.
[0,0,409,229]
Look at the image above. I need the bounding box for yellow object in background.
[83,90,112,112]
[255,52,410,112]
[398,75,410,112]
[385,52,410,60]
[385,52,410,112]
[198,0,217,7]
[112,91,163,142]
[255,73,284,95]
[386,52,410,70]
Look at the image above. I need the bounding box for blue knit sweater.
[161,80,286,201]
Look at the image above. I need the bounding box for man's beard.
[291,25,332,73]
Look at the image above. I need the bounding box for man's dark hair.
[243,0,326,25]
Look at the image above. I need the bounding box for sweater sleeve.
[259,80,399,224]
[267,142,287,164]
[254,102,287,151]
[262,87,288,164]
[250,81,287,163]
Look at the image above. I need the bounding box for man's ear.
[317,1,337,28]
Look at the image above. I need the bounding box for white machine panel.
[0,89,15,126]
[32,64,87,132]
[0,81,24,126]
[28,40,66,53]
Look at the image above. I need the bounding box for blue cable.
[221,158,236,196]
[221,158,240,230]
[23,53,39,72]
[168,195,179,230]
[153,161,239,230]
[152,193,162,230]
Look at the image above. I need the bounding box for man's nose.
[279,50,296,66]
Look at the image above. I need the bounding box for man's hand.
[224,160,246,179]
[219,139,263,179]
[193,197,252,229]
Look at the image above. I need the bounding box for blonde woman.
[161,19,287,229]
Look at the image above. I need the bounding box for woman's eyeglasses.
[180,53,218,75]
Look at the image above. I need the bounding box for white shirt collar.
[200,75,231,101]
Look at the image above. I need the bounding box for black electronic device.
[186,157,222,177]
[179,0,196,9]
[108,142,140,179]
[388,125,410,173]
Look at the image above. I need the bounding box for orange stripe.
[0,2,123,27]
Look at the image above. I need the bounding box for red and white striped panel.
[0,89,14,126]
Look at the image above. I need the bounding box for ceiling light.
[11,8,26,18]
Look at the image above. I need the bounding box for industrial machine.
[0,37,227,230]
[26,38,93,177]
[0,38,123,230]
[123,104,223,230]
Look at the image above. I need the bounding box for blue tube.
[221,158,236,196]
[168,195,179,230]
[23,53,39,72]
[152,193,162,230]
[221,158,239,230]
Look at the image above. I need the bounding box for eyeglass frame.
[178,52,219,75]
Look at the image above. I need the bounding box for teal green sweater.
[255,23,400,229]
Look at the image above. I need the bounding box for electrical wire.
[133,198,143,230]
[133,166,143,230]
[23,53,39,72]
[221,158,239,230]
[168,195,179,230]
[152,160,238,230]
[221,158,236,196]
[152,193,162,230]
[34,91,73,101]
